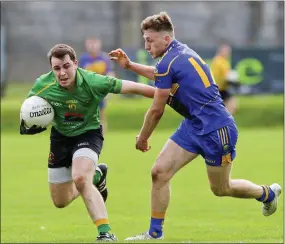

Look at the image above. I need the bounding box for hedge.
[2,89,283,133]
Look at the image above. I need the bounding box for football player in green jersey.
[20,44,155,242]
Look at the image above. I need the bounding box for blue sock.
[256,185,275,203]
[148,217,164,238]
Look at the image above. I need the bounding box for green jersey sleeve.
[27,72,56,98]
[27,80,39,98]
[27,78,44,98]
[88,73,123,97]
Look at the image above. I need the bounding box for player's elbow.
[133,83,155,98]
[149,107,164,120]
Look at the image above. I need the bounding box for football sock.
[93,170,101,185]
[95,218,111,234]
[148,211,165,238]
[256,185,275,203]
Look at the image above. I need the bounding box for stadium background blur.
[1,2,284,243]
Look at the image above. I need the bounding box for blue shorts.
[99,99,106,110]
[171,120,238,166]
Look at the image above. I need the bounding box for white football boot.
[262,183,282,216]
[125,231,164,241]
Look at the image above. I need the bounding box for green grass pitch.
[1,84,283,243]
[1,128,283,243]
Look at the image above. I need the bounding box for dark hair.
[47,44,76,64]
[141,12,174,35]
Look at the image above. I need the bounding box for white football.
[20,96,54,128]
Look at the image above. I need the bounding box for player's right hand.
[108,48,131,69]
[20,119,47,135]
[136,135,151,153]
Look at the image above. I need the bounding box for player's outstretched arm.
[109,49,156,80]
[120,80,155,98]
[136,88,170,152]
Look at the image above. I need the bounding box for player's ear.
[74,59,78,67]
[164,35,171,48]
[165,35,171,43]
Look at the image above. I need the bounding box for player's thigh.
[206,163,233,191]
[200,123,238,188]
[49,180,75,206]
[154,139,198,178]
[71,128,103,180]
[48,127,73,183]
[153,120,199,179]
[71,148,97,182]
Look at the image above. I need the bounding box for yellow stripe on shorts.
[219,126,231,166]
[218,127,229,145]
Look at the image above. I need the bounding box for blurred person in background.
[109,12,281,241]
[211,43,239,115]
[20,44,155,242]
[79,38,114,200]
[79,37,115,135]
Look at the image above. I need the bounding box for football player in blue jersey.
[79,37,115,135]
[109,12,282,241]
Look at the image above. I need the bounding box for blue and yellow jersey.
[154,39,234,135]
[79,52,113,75]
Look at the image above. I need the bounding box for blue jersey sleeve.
[154,57,174,89]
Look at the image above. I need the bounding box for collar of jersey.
[165,39,179,52]
[157,39,179,64]
[76,69,83,86]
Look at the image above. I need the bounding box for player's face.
[220,45,232,57]
[85,39,101,56]
[51,55,78,89]
[143,30,171,58]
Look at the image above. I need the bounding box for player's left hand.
[136,135,151,152]
[20,119,47,135]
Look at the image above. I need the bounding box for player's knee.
[73,174,87,192]
[151,166,169,184]
[52,198,68,208]
[210,185,230,197]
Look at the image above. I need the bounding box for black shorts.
[219,90,233,102]
[48,127,104,168]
